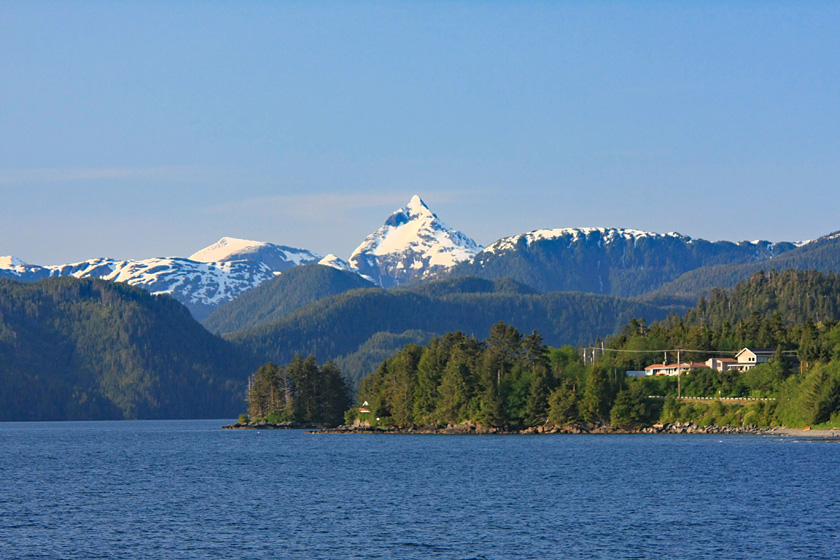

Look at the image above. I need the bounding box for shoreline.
[221,420,320,430]
[223,421,840,438]
[311,421,769,436]
[765,427,840,438]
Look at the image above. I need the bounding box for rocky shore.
[224,420,840,438]
[312,420,769,435]
[222,420,320,430]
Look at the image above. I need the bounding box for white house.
[704,357,739,372]
[734,348,775,372]
[628,348,778,377]
[643,362,706,376]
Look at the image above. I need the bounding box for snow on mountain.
[0,256,276,320]
[0,256,29,270]
[190,237,321,271]
[348,195,483,287]
[318,254,376,284]
[0,237,322,320]
[189,237,269,262]
[319,254,355,273]
[482,227,690,255]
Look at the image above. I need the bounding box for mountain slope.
[203,263,377,335]
[0,239,321,321]
[0,256,276,321]
[647,232,840,302]
[444,227,797,297]
[228,284,678,375]
[0,277,259,421]
[348,195,482,287]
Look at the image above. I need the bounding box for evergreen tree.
[581,366,612,424]
[317,360,352,427]
[547,380,580,426]
[610,384,647,428]
[523,365,551,425]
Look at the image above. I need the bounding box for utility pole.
[677,350,682,398]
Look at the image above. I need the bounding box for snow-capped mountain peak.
[189,236,321,272]
[348,195,482,287]
[189,237,268,263]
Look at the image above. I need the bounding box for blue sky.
[2,2,839,264]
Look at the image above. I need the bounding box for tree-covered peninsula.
[344,270,840,431]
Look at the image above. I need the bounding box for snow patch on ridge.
[0,256,28,269]
[482,227,690,255]
[319,254,355,272]
[189,237,269,262]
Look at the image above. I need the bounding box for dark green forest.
[246,356,351,427]
[228,280,676,379]
[334,330,437,387]
[0,277,257,421]
[203,263,376,335]
[349,270,840,430]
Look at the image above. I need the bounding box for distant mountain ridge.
[2,195,833,320]
[646,230,840,302]
[0,238,321,320]
[189,236,321,269]
[444,226,798,298]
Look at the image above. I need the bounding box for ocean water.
[0,420,838,559]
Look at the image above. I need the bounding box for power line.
[580,347,798,356]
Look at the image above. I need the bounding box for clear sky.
[2,1,839,264]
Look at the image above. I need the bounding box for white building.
[733,348,775,372]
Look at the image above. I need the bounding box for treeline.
[247,356,351,427]
[0,277,257,421]
[334,330,437,388]
[348,322,633,429]
[608,269,840,372]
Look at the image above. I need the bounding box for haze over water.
[1,420,837,559]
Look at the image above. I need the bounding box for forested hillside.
[647,234,840,302]
[334,330,438,387]
[228,281,676,379]
[203,264,375,334]
[0,277,258,421]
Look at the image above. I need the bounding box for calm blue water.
[1,420,838,560]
